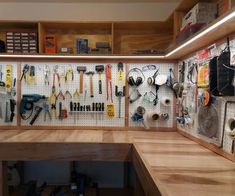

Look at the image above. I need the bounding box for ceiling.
[0,0,180,3]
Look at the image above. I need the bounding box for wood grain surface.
[0,130,235,195]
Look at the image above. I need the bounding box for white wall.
[0,2,178,21]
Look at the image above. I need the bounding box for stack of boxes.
[181,3,218,30]
[177,3,218,42]
[6,31,38,53]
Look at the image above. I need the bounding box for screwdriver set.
[0,63,17,126]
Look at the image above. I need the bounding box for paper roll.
[226,118,235,140]
[160,113,169,121]
[161,97,171,106]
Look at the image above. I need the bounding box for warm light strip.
[166,10,235,57]
[0,54,165,59]
[0,10,234,60]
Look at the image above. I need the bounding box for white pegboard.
[127,63,175,129]
[20,62,125,127]
[0,62,18,126]
[178,37,235,152]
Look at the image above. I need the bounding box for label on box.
[14,40,21,43]
[7,40,13,43]
[14,44,21,47]
[21,33,29,36]
[14,36,21,40]
[21,36,29,40]
[7,43,13,46]
[6,32,13,36]
[14,33,21,36]
[6,36,13,40]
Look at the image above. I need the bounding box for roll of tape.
[147,112,159,121]
[160,113,169,121]
[161,97,171,106]
[226,118,235,140]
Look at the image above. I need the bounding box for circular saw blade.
[198,105,219,138]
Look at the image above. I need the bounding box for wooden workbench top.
[0,129,235,196]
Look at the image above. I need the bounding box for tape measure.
[201,90,211,106]
[106,104,115,117]
[5,65,12,93]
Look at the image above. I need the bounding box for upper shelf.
[166,7,235,59]
[0,2,234,60]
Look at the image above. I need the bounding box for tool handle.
[80,71,84,94]
[99,80,102,94]
[30,107,42,125]
[70,101,73,112]
[90,75,94,97]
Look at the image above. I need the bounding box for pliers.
[20,64,29,81]
[43,102,51,121]
[53,65,60,87]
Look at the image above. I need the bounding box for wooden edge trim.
[0,126,177,132]
[177,128,235,163]
[132,144,168,196]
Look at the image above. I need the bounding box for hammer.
[95,65,104,94]
[86,71,95,98]
[77,66,87,94]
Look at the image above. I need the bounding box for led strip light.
[0,10,234,60]
[166,10,235,57]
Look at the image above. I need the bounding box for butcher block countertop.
[0,129,235,196]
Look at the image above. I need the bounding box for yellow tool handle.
[5,65,12,93]
[80,72,84,94]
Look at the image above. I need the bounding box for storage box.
[77,39,88,54]
[181,3,217,30]
[44,35,56,54]
[177,23,204,43]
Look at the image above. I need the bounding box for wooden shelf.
[113,22,172,55]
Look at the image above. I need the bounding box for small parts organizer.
[1,61,175,129]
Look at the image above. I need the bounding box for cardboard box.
[181,3,217,30]
[44,35,56,54]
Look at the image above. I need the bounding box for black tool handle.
[10,99,16,122]
[99,80,102,94]
[70,101,73,112]
[30,106,42,125]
